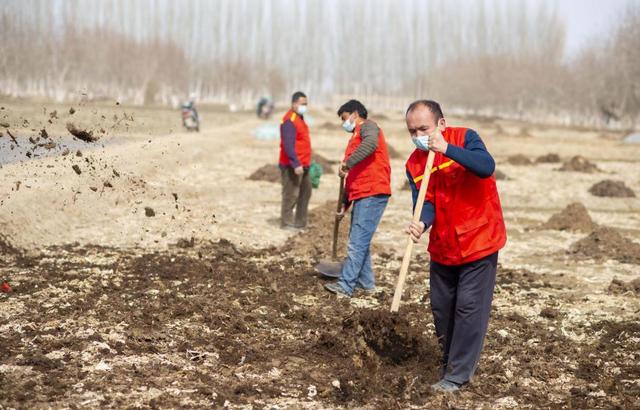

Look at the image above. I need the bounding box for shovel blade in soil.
[315,260,343,278]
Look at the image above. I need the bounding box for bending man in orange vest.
[404,100,507,392]
[324,100,391,297]
[279,91,312,229]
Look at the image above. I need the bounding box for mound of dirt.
[608,277,640,296]
[494,169,508,180]
[312,152,337,173]
[506,154,533,165]
[66,123,99,142]
[589,180,636,198]
[536,153,561,163]
[0,234,20,256]
[248,164,280,183]
[569,226,640,264]
[558,156,599,173]
[541,202,595,232]
[386,143,402,159]
[318,121,340,131]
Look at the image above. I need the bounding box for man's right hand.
[294,166,304,175]
[405,221,426,243]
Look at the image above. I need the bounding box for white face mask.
[342,116,356,133]
[296,105,307,115]
[412,134,429,151]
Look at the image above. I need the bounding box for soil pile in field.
[318,121,340,131]
[312,152,337,173]
[248,164,280,183]
[386,143,401,159]
[494,169,508,180]
[558,155,600,173]
[314,307,441,404]
[608,277,640,296]
[536,153,561,163]
[589,180,636,198]
[541,202,595,232]
[506,154,533,165]
[569,226,640,264]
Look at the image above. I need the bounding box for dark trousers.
[280,167,312,227]
[430,252,498,385]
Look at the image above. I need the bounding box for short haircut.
[406,99,444,120]
[337,99,368,119]
[291,91,307,103]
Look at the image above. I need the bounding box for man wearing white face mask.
[324,100,391,297]
[404,99,506,393]
[279,91,312,229]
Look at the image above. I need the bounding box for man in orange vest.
[279,91,312,229]
[324,100,391,297]
[404,100,507,392]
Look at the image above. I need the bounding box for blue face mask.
[412,135,429,151]
[342,117,356,133]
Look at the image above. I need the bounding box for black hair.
[337,99,368,119]
[291,91,307,103]
[405,99,444,120]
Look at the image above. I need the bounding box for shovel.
[315,175,345,278]
[390,130,440,312]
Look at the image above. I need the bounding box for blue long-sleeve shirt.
[407,129,495,229]
[280,120,301,168]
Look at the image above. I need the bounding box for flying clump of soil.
[558,156,599,173]
[541,202,595,232]
[66,122,99,142]
[569,226,640,264]
[506,154,533,165]
[588,180,636,198]
[536,153,561,163]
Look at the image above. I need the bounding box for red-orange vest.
[405,127,506,266]
[343,121,392,201]
[279,109,312,167]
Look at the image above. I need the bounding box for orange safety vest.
[343,121,392,201]
[405,127,506,265]
[279,109,312,167]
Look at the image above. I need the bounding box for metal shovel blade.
[315,259,343,278]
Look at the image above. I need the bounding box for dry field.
[1,98,639,409]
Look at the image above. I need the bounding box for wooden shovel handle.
[331,175,345,259]
[391,149,436,312]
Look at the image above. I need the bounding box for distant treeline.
[0,0,638,128]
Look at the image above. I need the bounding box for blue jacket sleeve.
[444,129,495,178]
[281,120,300,168]
[406,169,435,230]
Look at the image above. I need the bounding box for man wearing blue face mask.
[279,91,312,229]
[404,99,506,393]
[324,100,391,297]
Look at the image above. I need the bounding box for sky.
[550,0,637,56]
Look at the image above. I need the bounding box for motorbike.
[181,102,200,132]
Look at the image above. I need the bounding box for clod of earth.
[49,110,58,119]
[536,153,561,163]
[71,164,81,175]
[39,128,49,139]
[69,107,76,115]
[144,207,155,217]
[103,181,113,188]
[588,180,635,198]
[66,123,98,142]
[558,155,599,173]
[569,226,640,264]
[506,154,533,165]
[0,121,10,128]
[541,202,595,232]
[608,277,640,296]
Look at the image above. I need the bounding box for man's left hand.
[428,131,448,153]
[338,161,349,177]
